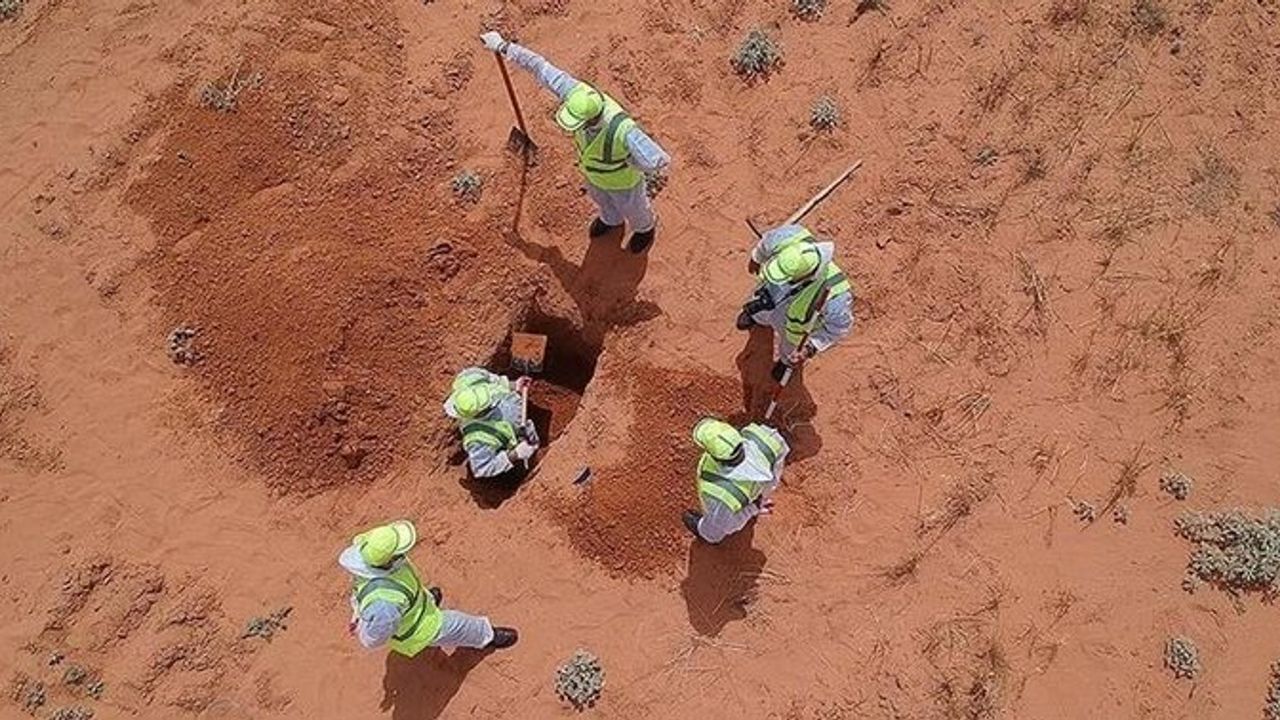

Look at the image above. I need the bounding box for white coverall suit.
[443,367,528,478]
[749,224,855,363]
[697,426,790,543]
[498,42,670,233]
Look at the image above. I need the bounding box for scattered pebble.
[166,325,202,366]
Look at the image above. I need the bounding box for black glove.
[743,287,775,316]
[771,360,789,383]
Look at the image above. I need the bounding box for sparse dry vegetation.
[809,95,840,131]
[1164,636,1200,679]
[1131,0,1167,36]
[731,30,783,81]
[791,0,827,20]
[0,0,23,20]
[1265,661,1280,720]
[1160,470,1193,500]
[199,68,264,113]
[1188,147,1240,216]
[1175,509,1280,598]
[451,169,483,203]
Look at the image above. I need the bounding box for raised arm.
[481,32,579,101]
[624,127,670,174]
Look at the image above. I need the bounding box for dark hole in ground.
[459,308,602,508]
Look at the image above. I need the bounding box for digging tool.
[493,52,537,162]
[743,160,863,240]
[510,332,548,468]
[763,283,836,421]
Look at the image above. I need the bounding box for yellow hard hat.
[556,84,605,132]
[353,520,417,568]
[451,384,496,418]
[762,243,821,285]
[693,418,744,462]
[452,368,490,392]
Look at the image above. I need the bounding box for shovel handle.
[494,53,531,138]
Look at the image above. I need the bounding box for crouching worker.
[682,418,789,543]
[443,367,539,478]
[339,520,518,653]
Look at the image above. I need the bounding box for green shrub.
[1175,509,1280,597]
[732,30,782,81]
[810,96,840,131]
[0,0,24,20]
[792,0,826,20]
[1164,636,1200,679]
[555,650,604,709]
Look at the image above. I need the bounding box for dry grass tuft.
[1189,147,1240,216]
[1016,254,1050,336]
[920,474,996,535]
[1102,444,1149,516]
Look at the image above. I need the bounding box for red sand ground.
[3,0,1280,716]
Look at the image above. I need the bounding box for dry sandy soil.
[2,0,1279,716]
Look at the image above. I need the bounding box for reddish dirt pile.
[527,379,581,443]
[556,365,742,577]
[125,20,541,493]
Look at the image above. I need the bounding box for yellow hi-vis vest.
[696,424,786,513]
[783,262,851,346]
[571,85,643,192]
[461,417,518,452]
[353,561,443,657]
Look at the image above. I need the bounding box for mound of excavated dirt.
[126,52,542,493]
[556,365,743,577]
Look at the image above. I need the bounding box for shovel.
[493,53,537,163]
[510,332,548,468]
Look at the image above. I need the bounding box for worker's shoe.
[682,510,703,538]
[588,217,621,239]
[735,309,758,330]
[626,227,655,254]
[486,627,519,650]
[428,586,443,606]
[771,360,790,383]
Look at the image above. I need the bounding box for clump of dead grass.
[809,95,840,131]
[1188,147,1240,216]
[1048,0,1088,26]
[920,475,995,536]
[451,169,483,203]
[1175,508,1280,598]
[731,30,783,81]
[0,0,24,20]
[933,643,1007,719]
[853,0,888,20]
[1265,661,1280,720]
[1102,444,1149,517]
[1016,254,1049,336]
[1160,470,1193,500]
[791,0,827,21]
[1164,636,1201,679]
[199,68,265,112]
[1131,0,1168,36]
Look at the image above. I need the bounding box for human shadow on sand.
[734,326,823,462]
[380,647,487,720]
[680,522,768,637]
[504,159,660,330]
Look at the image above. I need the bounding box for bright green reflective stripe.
[801,272,847,324]
[393,593,428,641]
[357,577,415,605]
[601,113,631,164]
[583,162,629,173]
[742,428,778,467]
[699,470,752,507]
[462,423,513,448]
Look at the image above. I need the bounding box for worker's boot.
[486,627,519,650]
[735,308,758,330]
[428,586,443,606]
[682,510,703,539]
[588,217,621,239]
[626,227,655,254]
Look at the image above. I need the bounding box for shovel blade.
[510,332,547,374]
[506,127,538,164]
